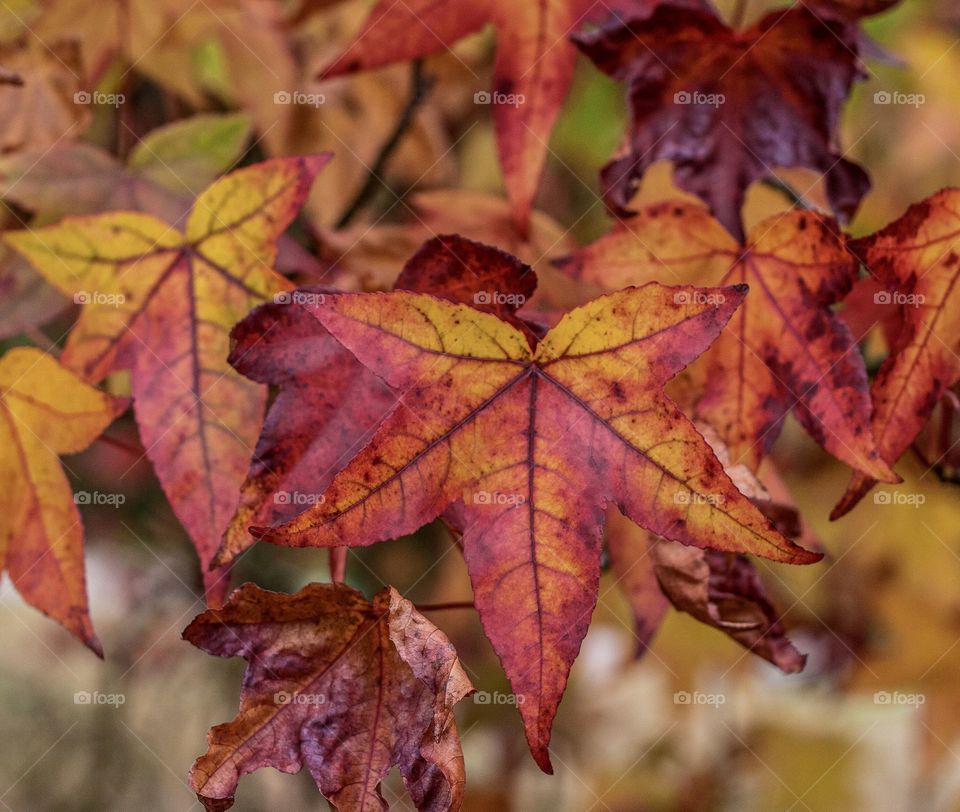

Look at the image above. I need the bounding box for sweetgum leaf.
[6,155,329,602]
[556,202,897,480]
[573,2,870,240]
[252,278,820,770]
[834,189,960,517]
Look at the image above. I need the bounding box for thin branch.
[96,432,143,457]
[415,601,475,612]
[762,176,813,210]
[335,59,433,229]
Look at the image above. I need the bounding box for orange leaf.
[217,285,396,567]
[0,347,125,652]
[557,202,898,480]
[834,189,960,516]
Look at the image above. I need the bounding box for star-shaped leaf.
[6,155,329,601]
[218,234,537,566]
[252,279,819,770]
[557,201,897,480]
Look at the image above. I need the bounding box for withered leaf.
[186,581,473,811]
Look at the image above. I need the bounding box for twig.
[415,601,475,612]
[335,60,433,229]
[97,432,143,457]
[762,176,813,210]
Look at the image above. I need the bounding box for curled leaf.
[185,582,473,811]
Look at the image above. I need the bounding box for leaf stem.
[730,0,748,29]
[334,59,433,229]
[330,548,347,583]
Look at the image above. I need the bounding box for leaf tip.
[86,634,105,659]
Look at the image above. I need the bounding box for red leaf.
[252,277,820,771]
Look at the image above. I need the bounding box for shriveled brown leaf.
[185,581,473,811]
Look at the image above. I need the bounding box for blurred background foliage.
[2,0,960,809]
